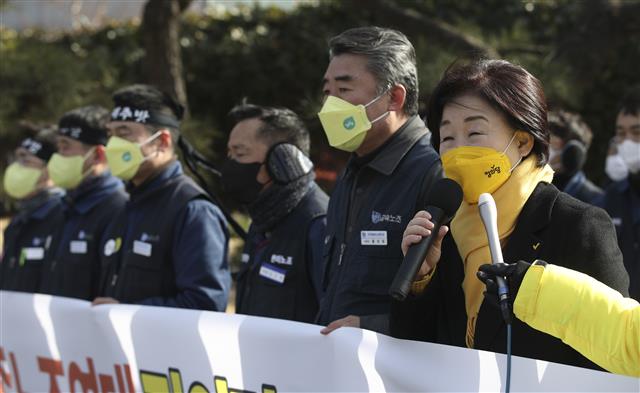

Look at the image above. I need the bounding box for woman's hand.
[401,210,449,278]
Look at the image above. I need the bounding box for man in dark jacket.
[1,128,64,292]
[40,106,128,300]
[548,110,603,205]
[222,103,328,323]
[317,27,442,334]
[94,84,230,311]
[600,89,640,301]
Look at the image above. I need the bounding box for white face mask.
[605,154,629,181]
[617,139,640,173]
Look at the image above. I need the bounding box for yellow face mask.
[317,94,388,152]
[442,134,522,204]
[105,132,161,181]
[3,162,42,199]
[47,148,95,190]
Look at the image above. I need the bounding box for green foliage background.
[1,0,639,212]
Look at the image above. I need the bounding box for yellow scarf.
[450,156,554,348]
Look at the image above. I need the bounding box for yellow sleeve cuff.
[410,265,437,295]
[513,263,545,319]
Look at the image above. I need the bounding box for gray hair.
[329,26,419,116]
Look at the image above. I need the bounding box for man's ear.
[387,84,407,113]
[94,145,106,163]
[159,129,172,150]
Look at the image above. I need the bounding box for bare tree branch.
[368,0,500,58]
[498,45,548,56]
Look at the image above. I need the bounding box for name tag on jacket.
[360,230,388,246]
[259,262,286,284]
[133,240,152,257]
[69,240,88,254]
[22,247,44,260]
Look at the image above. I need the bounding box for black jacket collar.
[348,116,428,176]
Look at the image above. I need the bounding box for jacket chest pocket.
[117,247,164,300]
[350,228,404,295]
[65,240,95,274]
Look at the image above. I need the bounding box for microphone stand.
[478,193,512,393]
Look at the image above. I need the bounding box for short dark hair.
[329,27,419,116]
[427,59,550,166]
[112,84,184,144]
[228,103,310,155]
[58,105,110,145]
[34,126,59,149]
[618,86,640,117]
[548,110,593,148]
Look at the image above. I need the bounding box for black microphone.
[389,178,463,301]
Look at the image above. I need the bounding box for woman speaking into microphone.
[390,59,630,370]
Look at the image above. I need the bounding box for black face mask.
[221,158,264,204]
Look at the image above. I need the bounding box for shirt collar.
[357,116,428,176]
[28,189,65,220]
[67,173,124,214]
[128,160,182,201]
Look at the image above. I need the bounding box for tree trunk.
[140,0,192,114]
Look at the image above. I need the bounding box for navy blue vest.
[317,117,441,325]
[40,178,127,300]
[99,173,209,303]
[0,195,64,292]
[236,184,328,322]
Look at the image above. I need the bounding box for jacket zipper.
[337,243,346,266]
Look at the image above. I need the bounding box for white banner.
[0,290,638,392]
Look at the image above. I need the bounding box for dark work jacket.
[99,161,230,311]
[236,183,328,323]
[317,116,442,332]
[0,190,65,292]
[598,178,640,301]
[563,171,603,206]
[40,174,127,300]
[390,182,630,370]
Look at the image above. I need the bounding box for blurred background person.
[548,110,603,205]
[94,84,230,311]
[391,59,629,370]
[599,87,640,301]
[224,103,328,323]
[1,127,64,293]
[39,106,128,300]
[604,135,628,185]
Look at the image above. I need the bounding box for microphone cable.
[505,322,512,393]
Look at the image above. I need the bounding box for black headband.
[58,118,108,146]
[20,137,56,162]
[110,106,180,129]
